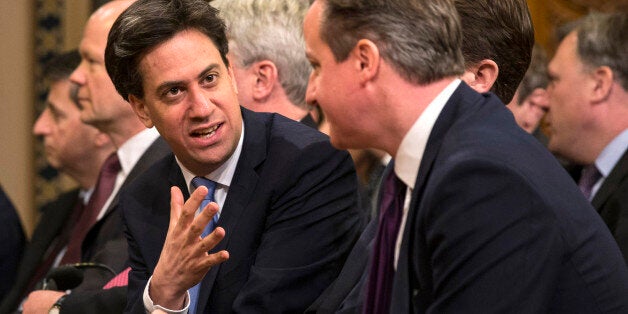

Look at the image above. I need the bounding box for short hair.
[454,0,534,103]
[319,0,465,86]
[43,50,81,82]
[105,0,230,101]
[516,45,548,105]
[575,12,628,90]
[212,0,311,109]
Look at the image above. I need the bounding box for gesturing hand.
[149,186,230,310]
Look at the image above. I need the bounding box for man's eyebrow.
[155,64,221,93]
[197,64,220,80]
[46,101,63,116]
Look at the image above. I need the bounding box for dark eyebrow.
[197,64,220,80]
[155,64,221,95]
[46,101,63,117]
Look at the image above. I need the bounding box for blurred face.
[69,3,135,130]
[546,32,593,161]
[33,80,104,172]
[508,88,549,133]
[129,29,242,176]
[303,1,369,150]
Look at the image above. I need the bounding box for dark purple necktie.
[578,164,601,200]
[61,153,120,264]
[364,167,407,314]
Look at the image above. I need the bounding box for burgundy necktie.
[60,153,121,264]
[578,164,602,200]
[364,166,407,314]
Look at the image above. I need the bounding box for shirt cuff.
[143,275,190,314]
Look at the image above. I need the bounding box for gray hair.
[212,0,311,109]
[319,0,464,85]
[575,12,628,90]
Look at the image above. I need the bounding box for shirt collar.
[116,128,161,176]
[395,79,461,188]
[178,121,245,192]
[595,128,628,178]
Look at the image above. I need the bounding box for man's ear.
[251,60,277,101]
[351,39,380,84]
[128,94,155,128]
[461,59,499,93]
[590,65,613,103]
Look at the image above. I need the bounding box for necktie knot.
[103,153,122,175]
[578,164,602,200]
[192,176,217,202]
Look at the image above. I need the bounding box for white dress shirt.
[143,123,245,314]
[590,128,628,200]
[393,79,461,267]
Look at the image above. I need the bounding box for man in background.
[546,12,628,263]
[21,1,171,312]
[0,50,115,313]
[211,0,316,127]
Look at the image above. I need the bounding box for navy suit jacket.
[61,137,171,314]
[0,189,78,313]
[0,186,25,302]
[390,83,628,313]
[122,109,364,313]
[592,148,628,264]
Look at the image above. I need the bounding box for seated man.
[0,50,115,314]
[546,12,628,263]
[212,0,316,127]
[104,0,364,312]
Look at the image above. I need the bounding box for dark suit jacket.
[0,189,78,313]
[389,83,628,313]
[592,148,628,265]
[59,137,171,314]
[0,186,25,302]
[122,109,364,313]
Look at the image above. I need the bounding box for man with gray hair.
[211,0,316,127]
[546,12,628,264]
[304,0,628,312]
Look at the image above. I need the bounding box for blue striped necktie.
[189,176,218,314]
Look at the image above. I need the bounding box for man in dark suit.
[0,50,116,313]
[303,0,628,313]
[308,0,538,312]
[546,12,628,264]
[104,0,363,312]
[20,1,172,313]
[212,0,317,128]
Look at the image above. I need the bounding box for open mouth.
[191,123,221,138]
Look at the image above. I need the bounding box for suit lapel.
[592,149,628,210]
[197,108,266,313]
[392,83,469,312]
